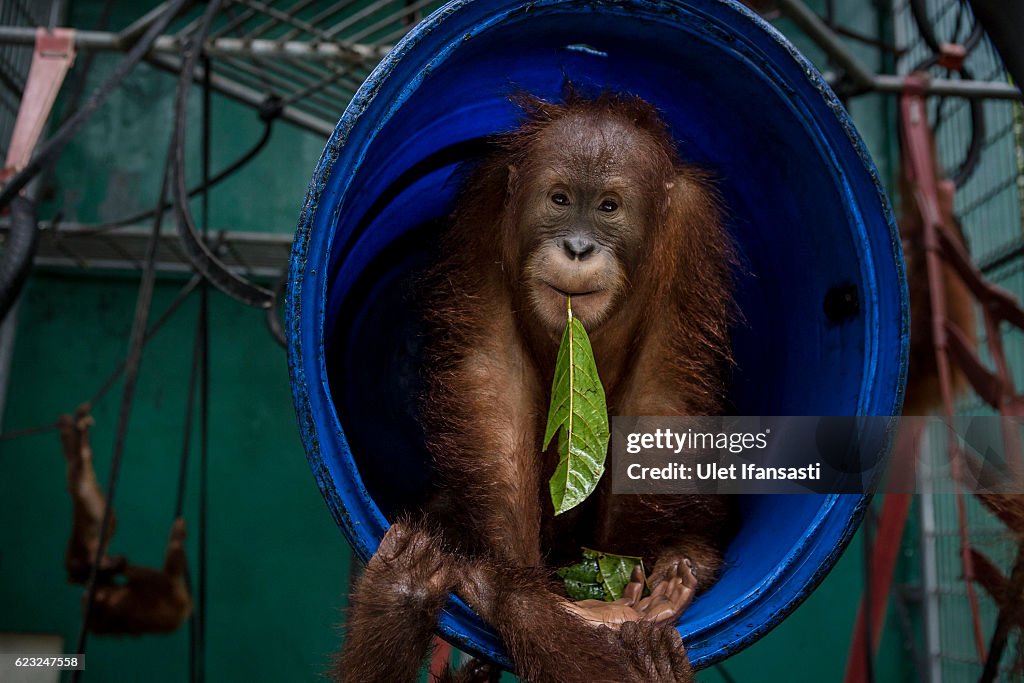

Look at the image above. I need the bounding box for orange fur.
[336,92,738,682]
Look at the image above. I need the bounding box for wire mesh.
[179,0,447,132]
[895,0,1024,680]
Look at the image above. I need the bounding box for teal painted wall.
[1,2,351,680]
[1,275,349,682]
[0,1,916,682]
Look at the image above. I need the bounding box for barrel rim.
[287,0,909,669]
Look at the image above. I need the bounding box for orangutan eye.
[599,198,619,213]
[551,193,570,206]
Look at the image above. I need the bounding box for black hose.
[0,195,38,321]
[910,0,985,57]
[79,103,280,236]
[171,0,274,310]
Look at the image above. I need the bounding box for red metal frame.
[844,69,1024,681]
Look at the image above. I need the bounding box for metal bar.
[236,0,313,41]
[203,36,385,62]
[777,0,876,88]
[279,66,354,106]
[245,56,357,107]
[218,41,367,106]
[780,0,1022,101]
[872,74,1021,100]
[320,0,398,40]
[145,51,334,137]
[0,220,293,276]
[0,25,387,63]
[229,0,346,46]
[211,57,347,123]
[278,0,359,42]
[344,0,433,44]
[0,27,339,135]
[206,1,263,41]
[242,47,364,100]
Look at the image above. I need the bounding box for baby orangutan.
[335,91,738,682]
[59,405,192,635]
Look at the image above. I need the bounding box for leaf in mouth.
[543,296,610,515]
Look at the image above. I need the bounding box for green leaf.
[596,552,644,601]
[556,553,600,584]
[558,549,646,602]
[543,298,610,515]
[561,577,607,601]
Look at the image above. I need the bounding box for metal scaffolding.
[0,0,1019,278]
[0,0,444,137]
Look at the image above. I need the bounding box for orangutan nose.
[562,235,596,261]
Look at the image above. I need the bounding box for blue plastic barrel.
[287,0,908,670]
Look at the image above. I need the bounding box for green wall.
[0,1,915,682]
[1,275,349,682]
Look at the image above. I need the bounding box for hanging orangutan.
[59,404,192,635]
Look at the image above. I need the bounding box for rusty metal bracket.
[0,28,76,324]
[1,28,76,184]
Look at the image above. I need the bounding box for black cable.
[70,141,175,681]
[56,1,116,121]
[907,0,986,187]
[715,663,740,683]
[171,301,203,683]
[196,278,209,683]
[88,275,202,407]
[910,0,984,57]
[172,285,205,683]
[175,321,201,520]
[77,106,280,236]
[0,421,56,441]
[175,297,202,683]
[0,274,201,444]
[195,52,213,683]
[171,0,274,310]
[0,0,191,325]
